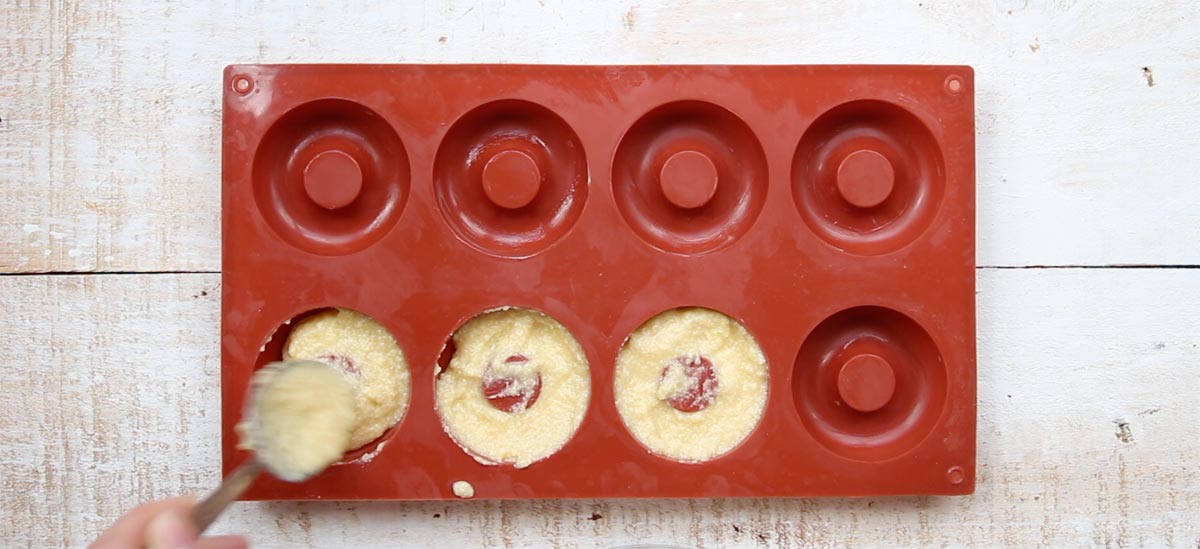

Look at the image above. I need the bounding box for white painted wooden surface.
[3,1,1199,271]
[1,1,1198,547]
[2,271,1197,547]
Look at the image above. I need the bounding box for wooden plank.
[3,1,1199,273]
[1,269,1196,547]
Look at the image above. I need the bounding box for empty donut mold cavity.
[612,101,768,255]
[434,100,588,257]
[252,99,410,255]
[792,306,947,461]
[792,100,945,256]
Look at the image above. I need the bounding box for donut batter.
[284,308,411,451]
[614,307,769,463]
[436,308,591,468]
[452,480,476,498]
[237,361,357,482]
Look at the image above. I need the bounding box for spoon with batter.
[192,360,357,532]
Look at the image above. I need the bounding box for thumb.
[145,508,198,549]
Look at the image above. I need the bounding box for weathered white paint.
[2,1,1199,547]
[0,270,1196,547]
[2,1,1200,272]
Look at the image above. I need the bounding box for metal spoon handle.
[192,460,264,533]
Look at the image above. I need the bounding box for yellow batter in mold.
[237,360,357,482]
[614,307,769,463]
[283,308,411,451]
[435,308,591,468]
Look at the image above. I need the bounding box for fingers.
[146,507,199,548]
[91,497,249,549]
[91,496,196,548]
[198,535,250,549]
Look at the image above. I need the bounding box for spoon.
[190,360,357,533]
[191,459,265,532]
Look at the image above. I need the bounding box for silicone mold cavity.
[434,307,591,468]
[792,100,945,255]
[792,306,947,461]
[252,98,409,255]
[434,100,588,257]
[612,101,768,255]
[253,308,409,464]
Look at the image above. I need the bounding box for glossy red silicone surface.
[221,64,976,500]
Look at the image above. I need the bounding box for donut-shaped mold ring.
[792,306,947,461]
[612,101,768,255]
[614,307,769,463]
[792,100,945,255]
[252,99,410,255]
[434,100,588,257]
[253,307,412,464]
[435,307,591,468]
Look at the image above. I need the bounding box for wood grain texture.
[1,270,1196,547]
[2,1,1200,272]
[3,1,1199,547]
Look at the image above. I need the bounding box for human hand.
[90,496,248,549]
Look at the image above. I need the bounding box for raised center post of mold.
[836,353,896,413]
[481,150,542,209]
[659,150,719,209]
[302,150,363,210]
[835,149,895,209]
[659,355,719,413]
[481,354,543,413]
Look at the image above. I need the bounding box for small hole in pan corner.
[944,75,963,94]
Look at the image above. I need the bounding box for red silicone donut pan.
[221,64,976,500]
